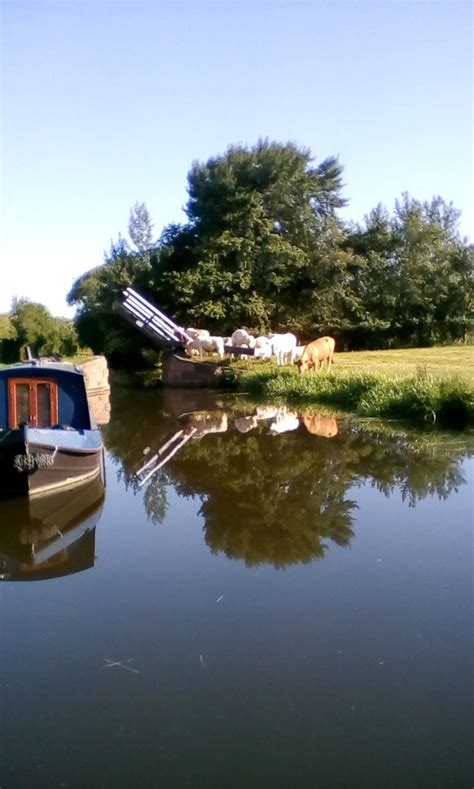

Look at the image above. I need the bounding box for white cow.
[187,335,225,359]
[230,329,256,349]
[255,406,278,420]
[253,336,272,359]
[268,333,298,365]
[234,415,258,433]
[186,327,210,340]
[189,413,228,436]
[269,407,300,434]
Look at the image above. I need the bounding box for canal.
[1,386,472,788]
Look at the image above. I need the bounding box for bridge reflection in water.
[135,405,338,487]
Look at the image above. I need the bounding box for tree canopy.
[1,299,84,363]
[153,140,347,331]
[65,139,473,365]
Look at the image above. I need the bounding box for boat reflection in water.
[0,475,105,582]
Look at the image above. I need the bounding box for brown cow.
[303,414,338,438]
[296,336,335,373]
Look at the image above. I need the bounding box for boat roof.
[0,359,84,378]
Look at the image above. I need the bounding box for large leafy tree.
[391,195,473,345]
[342,204,400,348]
[156,139,347,333]
[343,196,474,347]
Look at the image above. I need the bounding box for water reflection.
[103,389,472,568]
[0,476,105,581]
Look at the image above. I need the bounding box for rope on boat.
[13,449,58,472]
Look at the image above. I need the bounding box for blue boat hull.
[0,426,103,498]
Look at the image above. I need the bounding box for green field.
[230,345,474,384]
[333,346,474,385]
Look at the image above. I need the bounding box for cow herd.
[183,327,336,373]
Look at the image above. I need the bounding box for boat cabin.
[0,361,93,431]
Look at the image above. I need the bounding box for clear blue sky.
[1,0,472,317]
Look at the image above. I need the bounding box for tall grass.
[218,365,474,428]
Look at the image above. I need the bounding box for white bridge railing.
[116,287,193,350]
[117,286,255,357]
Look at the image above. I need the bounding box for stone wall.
[79,356,110,395]
[162,353,225,388]
[78,356,111,425]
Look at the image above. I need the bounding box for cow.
[185,327,210,340]
[267,332,298,365]
[253,336,272,359]
[188,412,228,436]
[293,345,306,363]
[234,415,258,433]
[296,336,335,373]
[269,407,300,434]
[230,329,256,349]
[186,335,225,359]
[303,414,338,438]
[255,405,278,420]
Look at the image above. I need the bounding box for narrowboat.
[0,474,105,581]
[0,360,104,497]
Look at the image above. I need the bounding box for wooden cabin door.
[8,378,59,429]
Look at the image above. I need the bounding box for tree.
[67,235,161,366]
[7,299,82,360]
[128,202,154,261]
[391,194,471,345]
[342,204,399,348]
[67,141,473,362]
[156,139,347,334]
[0,314,18,362]
[343,196,474,347]
[10,299,57,358]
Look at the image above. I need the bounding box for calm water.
[1,387,473,789]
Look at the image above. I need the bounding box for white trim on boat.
[29,467,101,498]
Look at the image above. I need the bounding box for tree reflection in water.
[103,389,472,567]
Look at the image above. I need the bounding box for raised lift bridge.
[116,287,255,357]
[116,287,257,484]
[115,287,193,351]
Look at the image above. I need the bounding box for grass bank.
[217,346,474,429]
